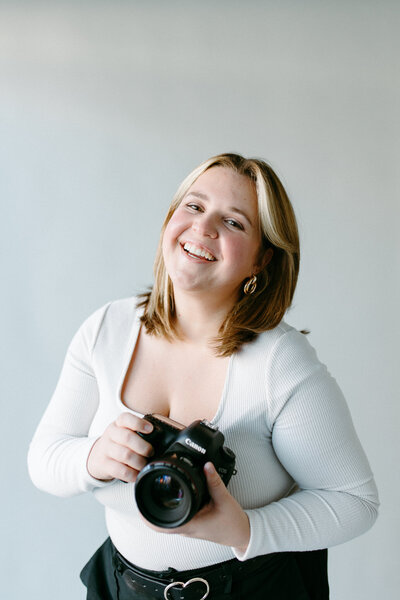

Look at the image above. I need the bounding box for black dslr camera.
[135,414,236,528]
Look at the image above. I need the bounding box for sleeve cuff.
[232,509,273,561]
[82,437,116,491]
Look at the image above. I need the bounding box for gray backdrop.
[2,1,399,599]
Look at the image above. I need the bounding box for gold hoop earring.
[244,274,257,295]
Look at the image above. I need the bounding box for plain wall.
[2,1,399,598]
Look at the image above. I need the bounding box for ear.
[254,247,273,274]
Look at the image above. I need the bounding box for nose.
[192,214,218,239]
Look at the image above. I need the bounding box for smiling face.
[162,166,265,307]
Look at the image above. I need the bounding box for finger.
[204,462,227,501]
[110,423,154,458]
[115,412,154,434]
[103,457,139,483]
[108,441,148,472]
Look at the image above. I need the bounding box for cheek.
[162,222,178,254]
[228,239,260,267]
[163,212,187,245]
[162,213,189,261]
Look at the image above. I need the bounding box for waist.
[111,540,287,600]
[105,508,237,570]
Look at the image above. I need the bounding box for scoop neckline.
[115,302,233,426]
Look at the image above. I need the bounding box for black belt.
[112,543,279,600]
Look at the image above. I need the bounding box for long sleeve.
[235,329,379,560]
[27,303,114,497]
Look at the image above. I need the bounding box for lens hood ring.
[135,457,206,528]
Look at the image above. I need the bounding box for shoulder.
[241,322,330,397]
[255,324,342,428]
[70,296,142,355]
[266,322,319,365]
[100,296,142,327]
[245,321,317,365]
[236,322,324,392]
[260,322,326,384]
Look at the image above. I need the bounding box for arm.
[27,304,113,497]
[28,302,156,497]
[238,330,379,559]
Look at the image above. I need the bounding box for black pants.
[80,538,329,600]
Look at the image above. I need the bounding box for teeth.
[183,242,215,261]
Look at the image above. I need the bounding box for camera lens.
[150,474,184,510]
[135,458,206,528]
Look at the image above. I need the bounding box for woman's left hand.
[142,462,250,554]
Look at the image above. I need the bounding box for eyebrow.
[186,191,254,227]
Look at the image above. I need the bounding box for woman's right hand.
[86,413,154,482]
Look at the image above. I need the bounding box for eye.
[225,218,244,230]
[186,203,203,212]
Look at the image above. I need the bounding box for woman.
[28,153,379,600]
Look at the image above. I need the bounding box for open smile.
[180,242,216,262]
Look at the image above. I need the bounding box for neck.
[172,290,233,346]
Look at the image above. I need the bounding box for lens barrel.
[135,457,206,528]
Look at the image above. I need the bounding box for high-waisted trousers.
[80,538,329,600]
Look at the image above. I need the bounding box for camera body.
[135,414,236,528]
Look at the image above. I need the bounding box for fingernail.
[204,462,215,474]
[143,422,153,433]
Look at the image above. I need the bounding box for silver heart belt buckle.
[164,576,210,600]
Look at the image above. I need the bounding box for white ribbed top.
[28,297,379,570]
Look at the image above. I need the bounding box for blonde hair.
[138,153,300,356]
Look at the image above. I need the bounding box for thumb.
[204,462,226,500]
